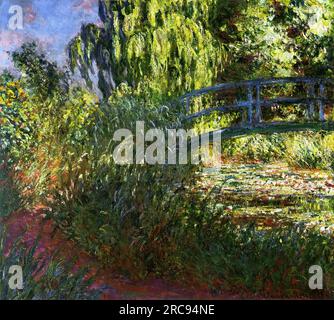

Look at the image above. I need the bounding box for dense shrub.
[0,74,30,154]
[221,134,287,163]
[220,132,334,170]
[286,134,331,169]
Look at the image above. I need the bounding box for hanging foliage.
[68,0,226,98]
[219,0,334,80]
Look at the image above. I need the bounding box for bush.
[220,132,334,171]
[221,134,286,163]
[0,74,31,154]
[286,134,332,169]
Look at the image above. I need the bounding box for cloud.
[0,51,11,68]
[0,30,26,70]
[0,29,26,50]
[0,28,55,65]
[73,0,98,13]
[24,4,37,24]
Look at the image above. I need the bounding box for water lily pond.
[199,162,334,233]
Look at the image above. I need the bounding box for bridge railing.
[180,77,334,126]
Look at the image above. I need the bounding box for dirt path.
[2,208,251,300]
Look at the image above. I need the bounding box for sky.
[0,0,100,71]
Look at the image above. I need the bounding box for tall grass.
[0,227,99,300]
[0,155,21,217]
[221,134,287,163]
[182,218,334,297]
[221,132,334,170]
[286,134,332,169]
[3,91,198,278]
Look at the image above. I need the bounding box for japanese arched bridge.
[180,77,334,139]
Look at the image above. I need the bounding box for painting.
[0,0,334,303]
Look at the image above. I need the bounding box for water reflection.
[200,163,334,230]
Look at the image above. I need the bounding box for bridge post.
[247,86,254,126]
[255,84,262,124]
[307,83,316,121]
[185,96,191,114]
[319,83,325,122]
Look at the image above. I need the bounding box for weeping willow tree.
[68,0,227,98]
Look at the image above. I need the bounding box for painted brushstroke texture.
[0,0,99,70]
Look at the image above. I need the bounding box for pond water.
[199,162,334,231]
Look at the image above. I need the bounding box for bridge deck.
[205,121,334,140]
[180,77,334,127]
